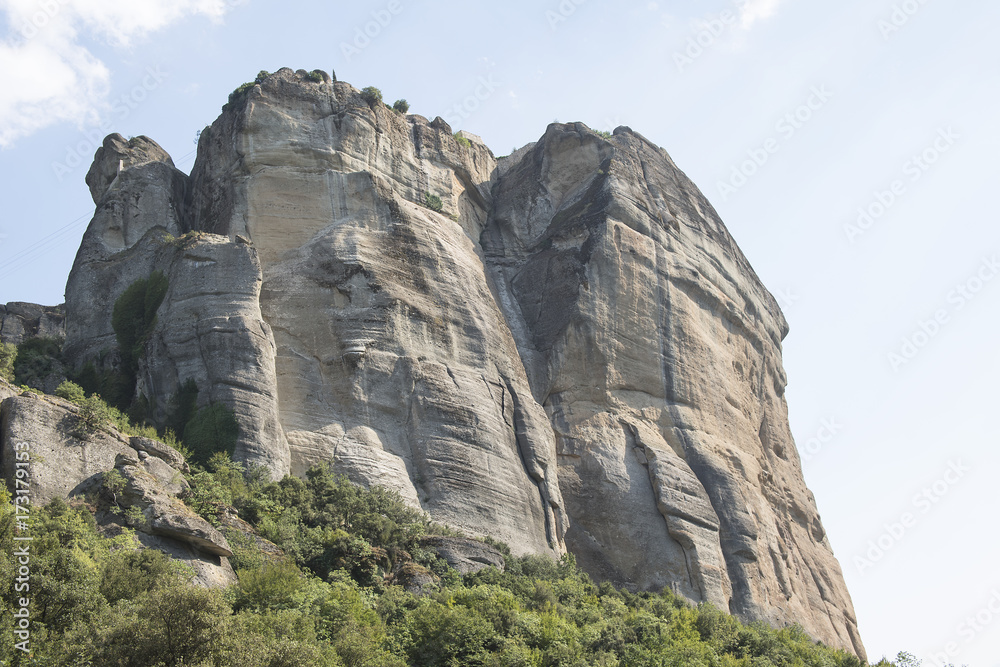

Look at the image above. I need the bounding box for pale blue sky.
[2,1,998,664]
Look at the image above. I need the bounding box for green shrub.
[12,336,63,389]
[423,193,444,213]
[229,71,271,105]
[360,86,383,107]
[100,548,182,605]
[111,271,168,378]
[595,129,613,139]
[305,69,326,83]
[454,133,471,148]
[76,394,114,435]
[55,379,86,403]
[167,378,200,436]
[234,560,304,612]
[392,99,409,114]
[0,341,15,382]
[183,403,240,465]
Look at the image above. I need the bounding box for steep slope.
[484,123,863,658]
[58,68,863,658]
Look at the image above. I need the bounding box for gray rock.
[85,133,176,205]
[53,73,865,657]
[112,454,232,557]
[420,535,505,575]
[392,562,439,595]
[183,69,563,551]
[0,390,233,584]
[130,435,189,472]
[1,393,134,505]
[0,378,17,402]
[0,302,65,346]
[484,122,863,659]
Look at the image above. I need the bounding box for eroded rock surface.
[0,302,65,346]
[484,123,863,658]
[54,70,864,657]
[0,388,234,586]
[420,535,506,575]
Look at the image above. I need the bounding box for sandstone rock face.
[0,302,65,345]
[186,69,564,555]
[57,70,864,657]
[64,134,288,476]
[485,124,863,658]
[1,393,134,504]
[0,390,235,586]
[420,535,506,575]
[112,451,233,558]
[64,134,187,368]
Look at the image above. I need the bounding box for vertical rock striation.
[483,123,863,658]
[58,69,863,657]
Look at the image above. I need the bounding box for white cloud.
[736,0,784,30]
[0,0,238,148]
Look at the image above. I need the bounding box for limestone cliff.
[53,68,864,658]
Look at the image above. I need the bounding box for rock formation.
[0,302,64,345]
[35,69,863,657]
[0,379,236,586]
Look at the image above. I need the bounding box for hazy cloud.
[0,0,239,147]
[737,0,783,30]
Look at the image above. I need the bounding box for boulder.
[420,535,506,575]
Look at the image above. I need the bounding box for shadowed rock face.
[485,123,864,658]
[59,68,864,658]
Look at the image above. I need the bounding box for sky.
[1,0,998,664]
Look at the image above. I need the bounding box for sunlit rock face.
[62,68,863,659]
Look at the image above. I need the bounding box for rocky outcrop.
[182,69,564,554]
[55,69,864,657]
[484,123,864,658]
[1,392,134,504]
[420,535,506,575]
[0,302,65,346]
[63,132,288,476]
[0,388,235,587]
[110,451,232,558]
